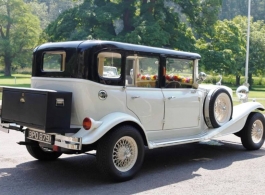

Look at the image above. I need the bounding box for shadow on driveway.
[0,140,265,195]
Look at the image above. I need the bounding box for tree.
[196,19,246,85]
[233,16,265,87]
[0,0,41,76]
[24,0,83,29]
[220,0,265,22]
[44,0,222,52]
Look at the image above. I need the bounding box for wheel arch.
[110,121,148,146]
[80,112,148,146]
[210,103,265,139]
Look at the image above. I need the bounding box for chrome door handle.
[131,96,140,99]
[168,96,176,99]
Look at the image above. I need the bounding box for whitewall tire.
[204,88,233,128]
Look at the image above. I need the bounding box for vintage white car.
[0,41,264,181]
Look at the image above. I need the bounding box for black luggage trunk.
[1,87,72,133]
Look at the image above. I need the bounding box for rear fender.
[73,112,146,145]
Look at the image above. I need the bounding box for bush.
[203,75,265,86]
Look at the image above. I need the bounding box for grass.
[0,74,31,101]
[0,74,31,87]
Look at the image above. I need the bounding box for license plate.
[27,130,52,144]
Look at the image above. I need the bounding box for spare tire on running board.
[204,88,233,128]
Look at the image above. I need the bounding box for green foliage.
[196,19,246,77]
[220,0,265,22]
[180,0,222,38]
[233,16,265,79]
[25,0,83,29]
[0,0,41,76]
[44,0,221,52]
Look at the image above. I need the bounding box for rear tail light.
[53,145,60,152]
[83,117,92,130]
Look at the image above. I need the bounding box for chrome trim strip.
[55,134,81,143]
[55,134,82,150]
[150,138,201,149]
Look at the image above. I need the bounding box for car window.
[126,55,159,88]
[42,51,65,72]
[165,58,193,88]
[98,52,121,79]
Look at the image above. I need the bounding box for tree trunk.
[4,55,11,77]
[248,73,253,90]
[236,75,240,86]
[123,0,134,32]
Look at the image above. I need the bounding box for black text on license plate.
[27,130,52,144]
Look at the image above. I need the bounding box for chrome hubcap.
[214,93,231,125]
[251,120,264,143]
[113,136,138,172]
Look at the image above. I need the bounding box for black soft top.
[35,40,201,60]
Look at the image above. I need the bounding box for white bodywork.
[30,77,264,149]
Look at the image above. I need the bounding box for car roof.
[36,40,201,60]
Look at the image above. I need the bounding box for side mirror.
[197,72,207,83]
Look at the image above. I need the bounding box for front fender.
[204,102,264,139]
[73,112,145,145]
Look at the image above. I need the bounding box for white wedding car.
[0,41,264,181]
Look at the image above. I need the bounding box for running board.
[148,137,202,149]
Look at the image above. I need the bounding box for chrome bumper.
[0,120,27,133]
[54,134,82,150]
[0,119,82,151]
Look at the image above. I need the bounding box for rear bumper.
[54,134,82,150]
[0,119,82,151]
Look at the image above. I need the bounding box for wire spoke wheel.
[96,125,144,181]
[113,136,138,172]
[204,88,233,128]
[241,112,265,150]
[251,120,264,144]
[214,93,232,126]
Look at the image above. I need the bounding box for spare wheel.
[204,88,233,128]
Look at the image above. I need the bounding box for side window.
[97,52,121,79]
[165,58,193,88]
[126,55,159,88]
[42,51,65,72]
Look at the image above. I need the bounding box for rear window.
[42,51,66,72]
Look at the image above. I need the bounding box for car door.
[126,88,164,131]
[125,54,164,131]
[162,88,201,130]
[162,58,202,137]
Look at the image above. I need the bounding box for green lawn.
[0,74,31,87]
[0,74,31,101]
